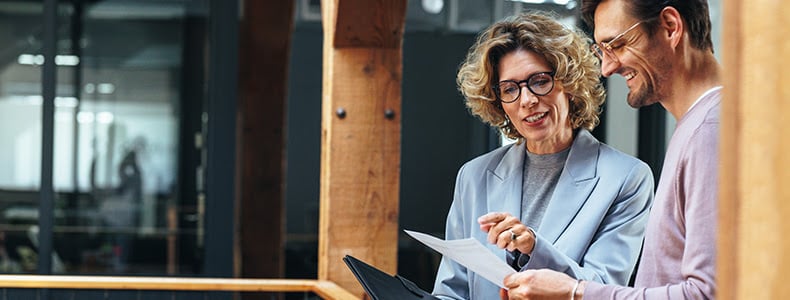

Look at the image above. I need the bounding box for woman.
[432,12,654,299]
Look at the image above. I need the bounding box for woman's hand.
[478,212,536,255]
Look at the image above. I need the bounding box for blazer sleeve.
[432,163,471,300]
[524,161,654,285]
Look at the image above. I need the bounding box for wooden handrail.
[0,276,359,300]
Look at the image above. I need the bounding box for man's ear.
[659,6,684,49]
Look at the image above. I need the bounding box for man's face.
[592,0,671,108]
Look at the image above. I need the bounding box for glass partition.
[0,0,208,276]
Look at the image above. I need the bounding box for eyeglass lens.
[591,44,606,59]
[591,20,645,61]
[496,72,554,103]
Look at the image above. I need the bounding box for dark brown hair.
[581,0,714,53]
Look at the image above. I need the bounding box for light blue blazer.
[432,130,654,300]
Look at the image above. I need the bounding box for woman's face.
[497,48,573,154]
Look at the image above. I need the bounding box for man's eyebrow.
[594,30,617,44]
[592,37,609,46]
[599,32,623,43]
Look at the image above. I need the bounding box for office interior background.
[0,0,721,298]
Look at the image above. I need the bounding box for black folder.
[343,255,440,300]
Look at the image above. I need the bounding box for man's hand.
[503,269,583,300]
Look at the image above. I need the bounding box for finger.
[491,215,521,236]
[480,222,494,233]
[503,272,520,289]
[505,230,518,251]
[479,212,505,236]
[489,224,508,244]
[478,212,507,224]
[503,272,514,283]
[501,226,531,254]
[496,229,513,249]
[492,225,520,246]
[499,288,509,300]
[484,213,516,244]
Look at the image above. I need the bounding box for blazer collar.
[539,130,600,243]
[485,141,526,219]
[486,130,601,243]
[489,130,599,180]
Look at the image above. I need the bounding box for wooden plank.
[0,276,359,299]
[319,1,406,297]
[328,0,407,48]
[319,47,403,297]
[720,0,790,299]
[717,0,741,298]
[237,0,295,282]
[0,276,315,292]
[313,280,362,300]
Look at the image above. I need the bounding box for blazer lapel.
[537,130,600,244]
[486,144,524,226]
[485,144,524,262]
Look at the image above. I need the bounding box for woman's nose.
[520,86,539,106]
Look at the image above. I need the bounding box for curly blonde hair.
[458,11,606,142]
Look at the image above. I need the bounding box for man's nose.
[600,55,620,77]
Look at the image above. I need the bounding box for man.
[501,0,721,299]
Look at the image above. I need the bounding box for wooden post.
[319,0,407,297]
[719,1,790,299]
[237,0,295,284]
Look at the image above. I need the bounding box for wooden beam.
[237,0,294,282]
[319,0,406,297]
[717,0,741,298]
[329,0,407,48]
[719,0,790,299]
[0,275,359,299]
[0,276,316,292]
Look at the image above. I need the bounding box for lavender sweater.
[585,87,721,299]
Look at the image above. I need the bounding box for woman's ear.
[659,6,684,50]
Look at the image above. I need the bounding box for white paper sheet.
[404,229,515,289]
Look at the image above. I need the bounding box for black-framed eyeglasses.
[590,20,646,62]
[493,72,555,103]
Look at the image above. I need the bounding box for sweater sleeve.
[584,122,718,300]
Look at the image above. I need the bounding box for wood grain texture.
[319,1,405,297]
[237,0,295,281]
[319,47,403,297]
[720,0,790,299]
[0,276,358,299]
[717,0,740,298]
[331,0,407,48]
